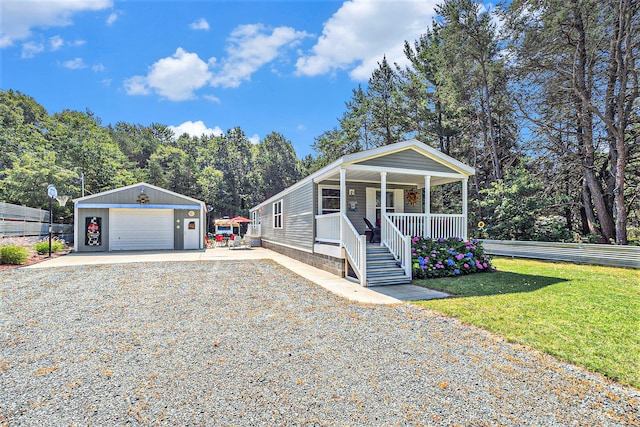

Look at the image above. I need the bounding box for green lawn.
[413,257,640,389]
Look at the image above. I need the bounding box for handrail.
[386,213,466,240]
[381,214,412,278]
[247,223,261,237]
[341,213,367,286]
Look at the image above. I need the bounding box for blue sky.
[1,0,441,157]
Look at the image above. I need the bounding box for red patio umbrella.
[229,216,252,223]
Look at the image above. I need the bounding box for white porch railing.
[387,213,466,240]
[315,212,341,243]
[431,214,466,240]
[381,214,412,278]
[247,223,261,237]
[341,214,367,286]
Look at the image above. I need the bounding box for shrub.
[0,245,29,265]
[410,236,493,279]
[34,238,65,254]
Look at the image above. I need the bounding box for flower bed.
[411,236,493,279]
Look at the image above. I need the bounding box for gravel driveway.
[1,260,638,426]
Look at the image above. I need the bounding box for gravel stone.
[1,260,638,426]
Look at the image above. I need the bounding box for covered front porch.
[314,162,471,286]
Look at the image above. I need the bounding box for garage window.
[273,200,283,229]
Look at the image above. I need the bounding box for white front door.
[183,218,200,249]
[366,188,404,225]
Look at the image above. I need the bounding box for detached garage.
[73,182,206,252]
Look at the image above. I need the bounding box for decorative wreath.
[406,188,419,206]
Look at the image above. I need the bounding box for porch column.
[380,171,387,246]
[462,177,468,240]
[424,175,431,238]
[340,168,346,246]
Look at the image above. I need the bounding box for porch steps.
[366,245,411,287]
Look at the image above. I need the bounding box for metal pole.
[48,196,52,257]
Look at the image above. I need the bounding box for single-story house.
[73,182,206,252]
[248,139,475,286]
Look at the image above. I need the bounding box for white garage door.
[110,208,174,251]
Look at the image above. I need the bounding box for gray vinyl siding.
[81,185,196,205]
[260,180,314,251]
[356,149,455,174]
[76,208,109,252]
[320,181,423,235]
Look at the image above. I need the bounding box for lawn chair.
[215,234,226,247]
[228,234,241,249]
[363,217,380,243]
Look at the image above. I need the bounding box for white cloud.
[296,0,439,81]
[0,0,112,48]
[21,41,44,58]
[248,134,260,145]
[106,12,118,26]
[123,75,150,96]
[189,18,209,31]
[210,24,310,88]
[62,57,87,69]
[169,121,223,139]
[124,47,214,101]
[92,63,105,72]
[49,35,64,51]
[124,24,309,101]
[203,94,221,103]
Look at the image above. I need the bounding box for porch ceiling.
[315,168,462,187]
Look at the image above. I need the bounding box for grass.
[413,257,640,389]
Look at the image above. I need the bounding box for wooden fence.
[481,239,639,269]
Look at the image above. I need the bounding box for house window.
[375,190,396,222]
[273,200,283,229]
[318,186,340,215]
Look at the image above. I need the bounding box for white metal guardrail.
[481,239,639,269]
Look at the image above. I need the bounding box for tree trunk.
[603,0,635,245]
[480,62,502,181]
[581,179,604,240]
[573,4,616,241]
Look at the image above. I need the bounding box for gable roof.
[250,139,475,211]
[74,182,205,206]
[342,139,475,175]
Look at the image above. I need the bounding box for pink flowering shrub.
[411,236,493,279]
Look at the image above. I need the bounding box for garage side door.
[110,208,174,251]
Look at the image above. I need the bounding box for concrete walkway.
[25,247,449,305]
